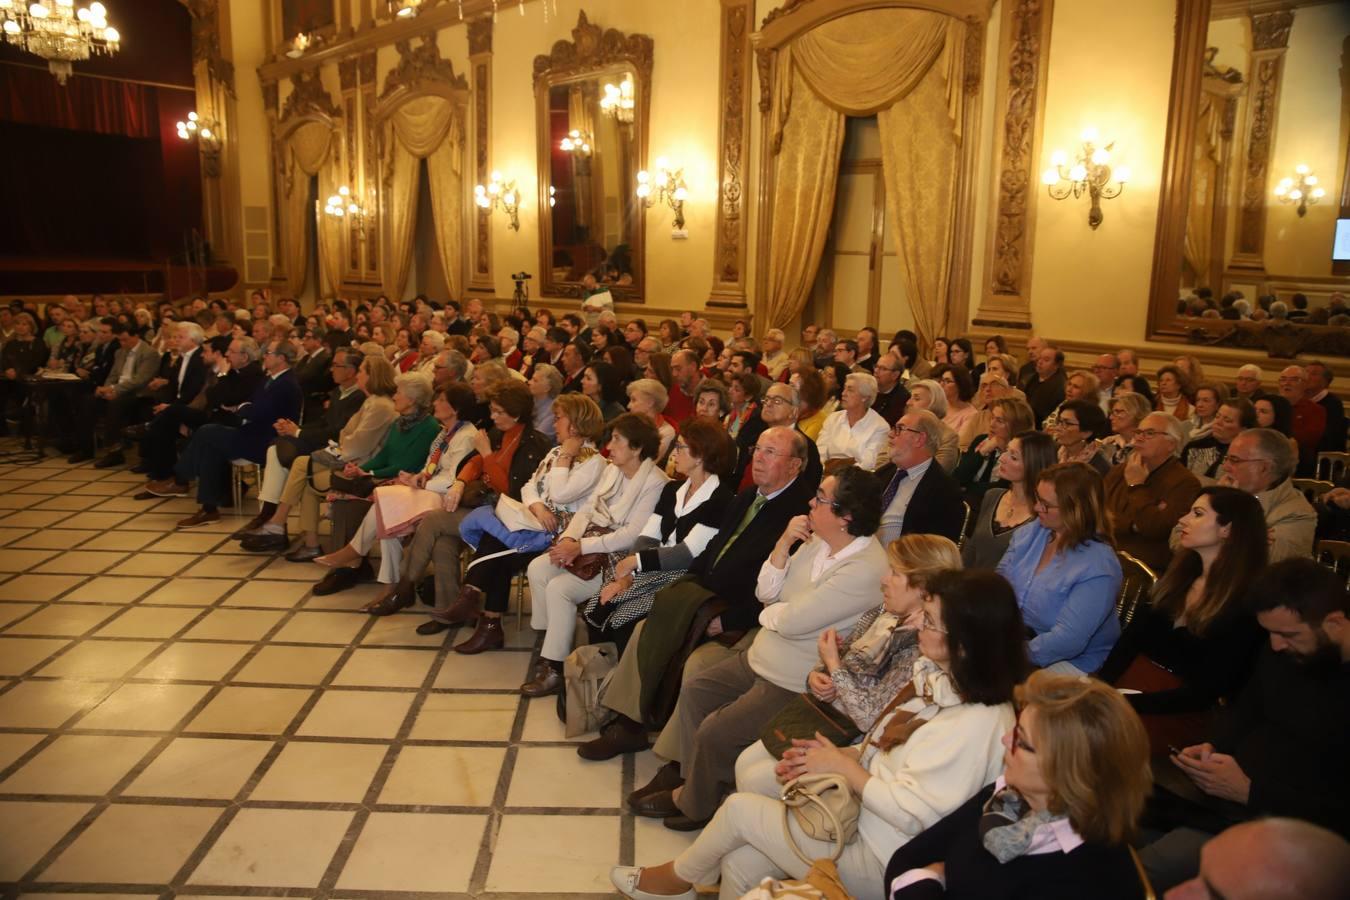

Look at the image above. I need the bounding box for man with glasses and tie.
[1103,412,1201,572]
[577,426,814,763]
[874,409,965,546]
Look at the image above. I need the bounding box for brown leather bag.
[1116,655,1208,754]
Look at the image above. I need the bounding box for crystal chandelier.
[0,0,121,85]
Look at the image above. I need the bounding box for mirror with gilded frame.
[534,12,652,302]
[1149,0,1350,357]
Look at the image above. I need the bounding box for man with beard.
[1139,557,1350,892]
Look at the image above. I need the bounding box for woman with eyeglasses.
[885,671,1151,900]
[953,397,1037,505]
[997,462,1122,675]
[580,416,736,659]
[1102,391,1153,467]
[1051,399,1112,475]
[963,431,1056,571]
[613,568,1026,900]
[1098,486,1266,753]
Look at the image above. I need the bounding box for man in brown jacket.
[1104,412,1201,572]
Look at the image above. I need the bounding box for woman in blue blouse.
[996,462,1121,675]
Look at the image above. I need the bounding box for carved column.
[707,0,753,313]
[262,79,285,283]
[468,17,495,296]
[1229,9,1293,275]
[339,58,360,282]
[971,0,1054,331]
[360,52,380,284]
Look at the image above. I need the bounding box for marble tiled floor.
[0,439,698,897]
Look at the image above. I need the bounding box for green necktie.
[715,493,768,566]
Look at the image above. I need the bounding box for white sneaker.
[610,865,696,900]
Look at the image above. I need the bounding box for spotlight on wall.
[1040,127,1129,230]
[636,157,688,232]
[475,171,520,231]
[1274,164,1326,218]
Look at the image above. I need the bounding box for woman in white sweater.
[611,569,1030,900]
[523,413,669,697]
[816,372,891,472]
[627,467,887,829]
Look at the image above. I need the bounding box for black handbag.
[329,471,376,499]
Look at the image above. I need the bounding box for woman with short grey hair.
[396,370,435,416]
[816,372,889,471]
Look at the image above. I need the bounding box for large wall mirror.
[534,12,652,302]
[1149,0,1350,356]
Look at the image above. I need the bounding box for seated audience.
[1023,344,1067,424]
[1104,412,1200,573]
[627,467,886,830]
[1154,364,1195,423]
[1233,364,1263,403]
[886,670,1152,900]
[527,363,563,441]
[1042,369,1099,431]
[1304,359,1346,452]
[871,352,910,427]
[611,568,1028,900]
[904,380,960,472]
[581,416,736,649]
[876,410,966,546]
[1207,427,1315,562]
[149,340,302,528]
[1277,365,1325,474]
[933,364,977,437]
[1103,391,1152,466]
[234,346,369,539]
[956,365,1023,450]
[962,431,1056,570]
[390,380,551,622]
[626,378,676,461]
[233,354,399,555]
[722,371,761,441]
[582,359,627,421]
[76,322,161,465]
[1051,398,1111,474]
[1180,397,1253,482]
[1139,558,1350,891]
[303,383,481,609]
[729,381,822,492]
[795,368,831,440]
[577,425,814,759]
[1186,381,1226,439]
[524,413,669,696]
[817,372,891,472]
[953,397,1036,505]
[1165,818,1350,900]
[1101,487,1267,751]
[998,462,1122,674]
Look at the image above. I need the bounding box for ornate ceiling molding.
[380,33,469,100]
[1250,9,1294,49]
[532,11,654,89]
[186,0,235,97]
[468,17,493,56]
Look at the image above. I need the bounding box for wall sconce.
[1274,164,1326,218]
[392,0,423,18]
[636,158,688,232]
[475,170,520,231]
[560,129,591,156]
[548,185,556,208]
[1040,127,1130,230]
[285,32,311,59]
[323,185,369,240]
[600,76,634,124]
[176,111,222,177]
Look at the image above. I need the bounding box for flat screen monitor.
[1334,218,1350,261]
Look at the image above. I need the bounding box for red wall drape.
[0,64,159,138]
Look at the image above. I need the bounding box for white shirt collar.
[675,474,720,514]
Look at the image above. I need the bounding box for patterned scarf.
[978,785,1061,863]
[395,410,431,433]
[861,658,963,753]
[423,420,468,476]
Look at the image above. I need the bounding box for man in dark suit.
[323,310,355,352]
[147,339,302,528]
[578,426,814,761]
[1023,343,1067,425]
[80,322,162,466]
[874,408,966,545]
[871,353,911,426]
[293,330,334,422]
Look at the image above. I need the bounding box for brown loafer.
[520,665,563,697]
[453,616,504,654]
[629,788,679,819]
[176,509,220,529]
[624,761,681,803]
[579,717,652,762]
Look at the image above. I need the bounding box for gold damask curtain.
[283,119,343,298]
[382,94,465,300]
[763,8,966,345]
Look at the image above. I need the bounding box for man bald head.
[1165,818,1350,900]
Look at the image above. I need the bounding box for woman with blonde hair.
[953,397,1036,501]
[627,377,676,460]
[886,671,1152,899]
[778,347,816,384]
[1103,391,1153,466]
[997,462,1122,675]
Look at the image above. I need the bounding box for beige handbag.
[561,642,619,738]
[779,773,861,864]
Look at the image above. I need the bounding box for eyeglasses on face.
[811,491,845,515]
[892,424,923,436]
[1222,454,1266,466]
[920,609,947,634]
[673,441,690,454]
[762,395,792,407]
[1011,716,1036,754]
[1033,494,1059,510]
[1055,419,1080,429]
[1134,429,1168,440]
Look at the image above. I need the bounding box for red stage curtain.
[0,63,159,138]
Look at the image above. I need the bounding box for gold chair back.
[1316,451,1350,483]
[1293,478,1335,505]
[1115,551,1157,628]
[1315,540,1350,586]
